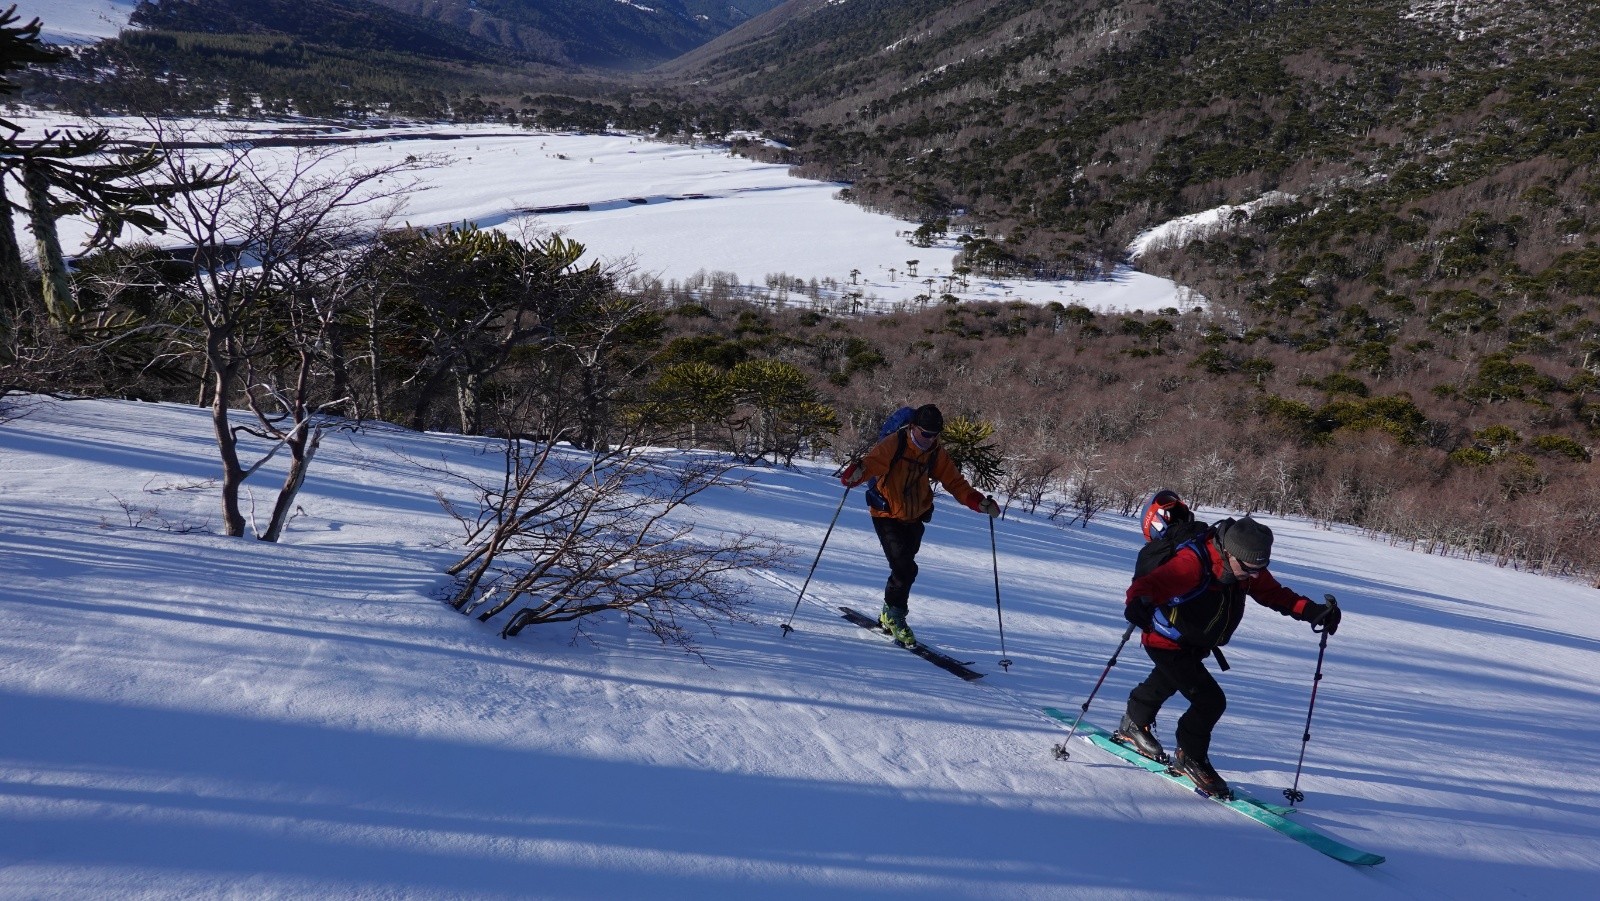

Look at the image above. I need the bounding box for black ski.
[838,606,984,681]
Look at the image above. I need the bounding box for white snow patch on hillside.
[14,0,137,45]
[1128,192,1297,260]
[11,112,1197,313]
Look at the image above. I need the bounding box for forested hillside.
[358,0,785,69]
[29,0,785,119]
[677,0,1600,342]
[663,0,1600,577]
[125,0,784,70]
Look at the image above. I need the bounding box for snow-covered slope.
[2,396,1597,898]
[14,0,137,45]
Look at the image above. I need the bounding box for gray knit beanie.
[1220,515,1273,567]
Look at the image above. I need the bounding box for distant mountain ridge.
[131,0,788,69]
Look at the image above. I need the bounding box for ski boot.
[878,604,916,647]
[1114,714,1169,764]
[1174,749,1232,800]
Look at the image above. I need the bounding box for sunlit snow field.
[11,110,1193,314]
[2,397,1598,898]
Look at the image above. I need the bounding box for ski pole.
[988,515,1012,670]
[1052,623,1136,761]
[780,484,851,636]
[1283,594,1338,805]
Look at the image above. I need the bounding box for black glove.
[1124,596,1155,631]
[1303,599,1341,635]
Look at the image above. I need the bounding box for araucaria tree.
[355,224,611,436]
[728,359,838,464]
[0,9,205,327]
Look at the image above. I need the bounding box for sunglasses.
[911,425,941,439]
[1237,558,1268,574]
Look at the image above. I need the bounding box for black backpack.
[1135,515,1210,579]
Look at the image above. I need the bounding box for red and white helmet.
[1141,488,1185,541]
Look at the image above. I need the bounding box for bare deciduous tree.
[132,122,429,539]
[442,431,787,653]
[1000,451,1064,515]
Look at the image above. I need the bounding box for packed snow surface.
[2,396,1598,898]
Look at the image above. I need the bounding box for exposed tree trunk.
[366,311,385,422]
[209,356,248,538]
[0,181,30,319]
[21,161,75,327]
[261,423,320,542]
[194,353,213,408]
[456,369,480,434]
[326,328,350,418]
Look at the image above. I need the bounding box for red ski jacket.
[1127,534,1316,651]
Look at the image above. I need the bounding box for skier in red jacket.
[1115,513,1340,799]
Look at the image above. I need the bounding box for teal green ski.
[1043,707,1385,866]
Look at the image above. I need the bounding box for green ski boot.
[878,604,916,647]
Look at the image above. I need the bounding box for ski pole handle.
[1311,593,1339,634]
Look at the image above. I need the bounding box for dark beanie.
[1221,515,1273,567]
[913,404,944,433]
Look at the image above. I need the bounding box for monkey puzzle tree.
[0,8,211,330]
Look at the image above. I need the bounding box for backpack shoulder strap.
[886,428,942,480]
[1185,529,1213,571]
[1166,532,1214,604]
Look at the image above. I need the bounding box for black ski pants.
[872,515,925,611]
[1125,645,1226,759]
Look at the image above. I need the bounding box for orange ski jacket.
[852,429,983,522]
